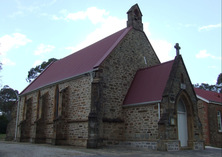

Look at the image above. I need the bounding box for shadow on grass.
[0,134,6,141]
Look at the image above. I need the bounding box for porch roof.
[123,60,174,106]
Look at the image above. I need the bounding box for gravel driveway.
[0,141,221,157]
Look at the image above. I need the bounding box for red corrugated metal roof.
[123,60,174,105]
[194,88,222,103]
[21,27,132,95]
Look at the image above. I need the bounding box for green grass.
[0,134,6,141]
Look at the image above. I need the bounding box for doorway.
[177,98,188,147]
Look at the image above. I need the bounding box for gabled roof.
[123,60,174,106]
[194,88,222,104]
[21,27,132,95]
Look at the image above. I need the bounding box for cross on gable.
[174,43,181,56]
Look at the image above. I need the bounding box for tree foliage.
[0,85,18,121]
[217,73,222,85]
[0,114,9,134]
[26,58,58,83]
[194,73,222,93]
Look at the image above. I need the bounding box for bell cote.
[127,4,143,31]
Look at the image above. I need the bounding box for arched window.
[54,86,59,119]
[181,73,184,84]
[217,111,222,132]
[36,91,40,119]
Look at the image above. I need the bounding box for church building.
[8,4,204,151]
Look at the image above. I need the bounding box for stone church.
[7,4,204,151]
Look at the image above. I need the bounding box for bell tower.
[127,4,143,31]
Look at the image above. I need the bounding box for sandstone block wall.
[123,104,162,141]
[208,103,222,148]
[5,102,18,141]
[17,75,91,146]
[197,100,210,145]
[99,28,160,143]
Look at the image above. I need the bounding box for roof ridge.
[138,59,174,71]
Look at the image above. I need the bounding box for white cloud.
[15,0,40,13]
[150,39,173,62]
[64,7,108,24]
[0,33,32,55]
[32,60,43,67]
[198,23,221,31]
[34,44,55,55]
[196,50,210,58]
[196,50,221,60]
[49,0,56,6]
[8,10,24,17]
[65,13,126,53]
[1,58,15,66]
[144,22,151,36]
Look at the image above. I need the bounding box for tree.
[0,114,9,134]
[194,73,222,93]
[0,85,18,121]
[216,73,222,85]
[26,58,58,83]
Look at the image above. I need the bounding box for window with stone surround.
[36,91,40,119]
[54,86,59,119]
[181,73,184,84]
[217,111,222,132]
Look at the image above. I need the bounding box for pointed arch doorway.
[177,98,188,147]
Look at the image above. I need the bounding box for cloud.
[198,23,221,31]
[34,44,55,55]
[144,22,151,36]
[0,33,32,55]
[49,0,56,6]
[196,50,221,60]
[65,7,108,24]
[32,60,43,67]
[196,50,210,58]
[150,40,173,62]
[1,58,15,66]
[15,0,40,13]
[8,10,24,17]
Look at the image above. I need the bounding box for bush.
[0,115,9,134]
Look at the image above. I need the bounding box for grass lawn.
[0,134,6,141]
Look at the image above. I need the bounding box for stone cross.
[174,43,181,56]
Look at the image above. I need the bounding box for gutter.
[20,68,99,97]
[197,95,222,105]
[122,100,161,108]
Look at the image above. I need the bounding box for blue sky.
[0,0,221,93]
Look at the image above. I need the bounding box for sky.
[0,0,221,93]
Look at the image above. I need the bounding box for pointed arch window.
[181,73,184,84]
[55,86,59,119]
[36,91,40,119]
[217,111,222,132]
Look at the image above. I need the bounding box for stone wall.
[197,100,210,145]
[5,102,18,141]
[98,28,160,144]
[123,104,160,141]
[208,103,222,148]
[17,75,92,146]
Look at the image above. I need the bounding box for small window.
[55,86,59,118]
[181,73,184,84]
[217,111,222,132]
